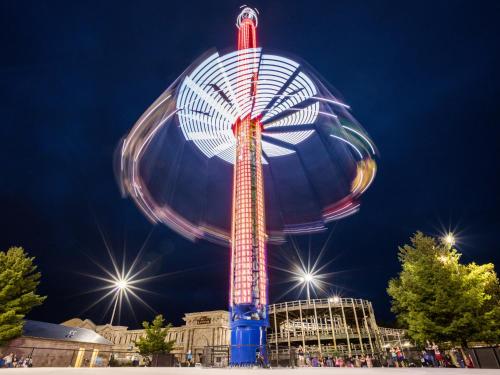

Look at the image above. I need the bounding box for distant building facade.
[62,310,230,363]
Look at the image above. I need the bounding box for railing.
[379,327,406,335]
[268,327,375,343]
[270,298,370,311]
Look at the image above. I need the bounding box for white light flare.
[442,232,456,247]
[271,231,342,302]
[78,227,163,326]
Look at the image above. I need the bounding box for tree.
[387,232,500,346]
[0,247,46,345]
[134,314,175,357]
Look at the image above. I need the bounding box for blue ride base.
[230,318,268,366]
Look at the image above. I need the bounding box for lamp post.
[109,279,129,325]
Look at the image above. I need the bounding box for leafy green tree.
[387,232,500,346]
[0,247,46,345]
[134,314,175,356]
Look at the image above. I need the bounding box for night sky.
[1,0,499,328]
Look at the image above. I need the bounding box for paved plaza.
[4,368,498,375]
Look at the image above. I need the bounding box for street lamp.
[442,232,456,248]
[115,279,128,290]
[328,295,340,304]
[300,272,315,301]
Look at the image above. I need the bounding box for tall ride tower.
[229,7,268,365]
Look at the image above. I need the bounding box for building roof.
[23,320,112,345]
[61,318,97,331]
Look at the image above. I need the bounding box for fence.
[201,345,299,368]
[467,347,500,369]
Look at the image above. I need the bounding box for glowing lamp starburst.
[79,228,164,326]
[443,232,456,247]
[273,233,342,302]
[303,273,314,282]
[115,279,129,290]
[328,295,341,304]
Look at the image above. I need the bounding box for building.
[267,297,408,361]
[62,310,230,364]
[3,320,112,367]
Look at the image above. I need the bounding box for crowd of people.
[0,352,33,368]
[411,342,473,368]
[297,346,377,367]
[294,342,475,368]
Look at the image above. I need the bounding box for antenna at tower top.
[236,5,259,28]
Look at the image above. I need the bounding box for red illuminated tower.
[229,7,268,365]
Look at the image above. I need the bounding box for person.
[465,353,475,368]
[321,356,326,367]
[420,350,427,367]
[433,343,443,367]
[366,355,373,368]
[297,346,304,367]
[390,348,397,367]
[186,350,193,365]
[326,356,333,367]
[354,355,361,367]
[3,353,13,368]
[360,355,367,367]
[311,356,318,367]
[346,357,354,367]
[425,341,436,367]
[452,348,465,368]
[396,347,405,367]
[256,351,264,368]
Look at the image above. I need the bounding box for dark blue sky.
[1,0,499,327]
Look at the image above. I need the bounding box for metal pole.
[285,303,291,351]
[352,299,364,355]
[327,299,337,351]
[299,300,306,350]
[273,305,279,366]
[360,300,374,355]
[340,298,351,357]
[313,300,322,354]
[368,302,383,352]
[109,294,119,325]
